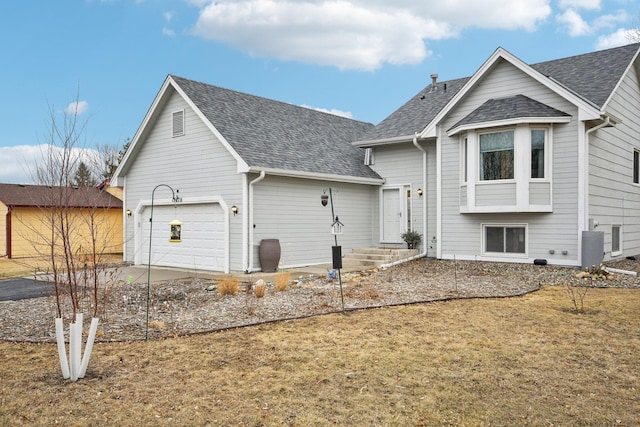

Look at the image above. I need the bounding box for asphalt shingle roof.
[171,76,381,180]
[449,95,571,132]
[0,184,122,208]
[531,42,640,108]
[357,43,639,144]
[359,77,470,142]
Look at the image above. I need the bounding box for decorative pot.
[259,239,281,272]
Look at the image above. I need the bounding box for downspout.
[580,116,611,260]
[246,171,266,273]
[6,206,12,259]
[380,133,428,269]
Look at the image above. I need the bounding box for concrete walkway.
[117,261,369,285]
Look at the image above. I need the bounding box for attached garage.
[139,202,228,272]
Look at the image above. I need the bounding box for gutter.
[246,171,266,273]
[379,133,429,269]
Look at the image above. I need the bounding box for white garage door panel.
[142,203,225,271]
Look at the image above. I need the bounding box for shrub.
[254,280,267,298]
[218,275,239,296]
[275,271,290,292]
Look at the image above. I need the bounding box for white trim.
[133,196,230,273]
[440,252,580,267]
[481,223,528,258]
[436,131,442,259]
[447,116,570,137]
[352,135,413,147]
[611,224,622,256]
[421,47,602,140]
[246,166,384,185]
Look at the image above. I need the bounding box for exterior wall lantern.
[231,205,239,216]
[126,209,132,217]
[417,188,424,197]
[169,219,182,242]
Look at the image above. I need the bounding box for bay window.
[480,131,514,180]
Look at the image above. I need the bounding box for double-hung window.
[479,130,514,180]
[531,129,546,179]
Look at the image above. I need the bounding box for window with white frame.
[612,225,622,255]
[172,110,185,137]
[531,129,546,179]
[479,130,514,180]
[483,224,527,255]
[633,149,639,184]
[461,137,468,183]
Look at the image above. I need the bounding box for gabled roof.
[354,43,640,146]
[531,42,640,109]
[357,77,469,144]
[171,76,381,181]
[0,183,122,209]
[447,94,572,135]
[114,75,382,184]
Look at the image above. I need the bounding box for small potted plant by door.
[401,229,422,249]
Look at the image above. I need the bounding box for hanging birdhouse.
[331,216,344,235]
[169,219,183,243]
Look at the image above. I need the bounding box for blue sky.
[1,0,639,183]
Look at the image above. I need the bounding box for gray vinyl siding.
[251,175,376,268]
[475,183,516,206]
[589,63,640,260]
[123,88,244,269]
[439,59,581,264]
[368,142,433,251]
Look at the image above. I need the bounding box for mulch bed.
[1,258,638,342]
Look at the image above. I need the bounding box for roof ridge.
[170,74,373,126]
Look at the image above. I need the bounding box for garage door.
[141,203,225,271]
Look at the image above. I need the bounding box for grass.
[1,286,638,425]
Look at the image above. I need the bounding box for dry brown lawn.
[1,286,638,426]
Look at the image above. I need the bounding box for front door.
[382,187,403,243]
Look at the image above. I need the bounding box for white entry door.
[382,187,403,243]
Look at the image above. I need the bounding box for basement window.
[483,224,527,256]
[172,110,185,137]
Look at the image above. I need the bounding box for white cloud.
[596,28,637,49]
[0,144,101,184]
[559,0,601,10]
[64,100,88,115]
[557,8,591,36]
[163,27,176,37]
[164,11,176,22]
[593,10,629,31]
[0,145,43,184]
[190,0,551,71]
[301,104,353,118]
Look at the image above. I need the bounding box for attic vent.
[172,110,185,137]
[364,147,374,165]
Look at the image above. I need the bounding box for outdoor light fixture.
[321,194,329,206]
[126,209,132,217]
[417,188,424,196]
[231,205,238,216]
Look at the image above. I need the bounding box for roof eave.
[447,116,572,137]
[352,135,415,147]
[247,167,384,185]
